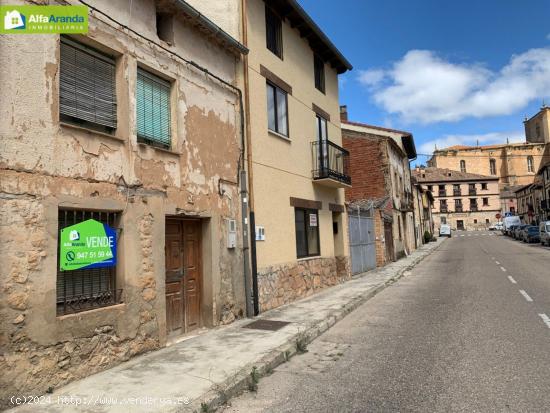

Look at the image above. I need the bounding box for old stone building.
[427,142,548,190]
[342,112,418,268]
[414,167,500,231]
[539,162,550,222]
[0,0,249,403]
[524,104,550,144]
[514,183,544,225]
[412,177,435,245]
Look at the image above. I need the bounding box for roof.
[159,0,248,55]
[413,167,499,183]
[342,120,417,160]
[267,0,352,74]
[434,142,543,152]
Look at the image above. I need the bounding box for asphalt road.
[223,231,550,413]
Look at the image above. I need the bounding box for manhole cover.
[242,319,290,331]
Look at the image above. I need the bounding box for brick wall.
[343,132,389,202]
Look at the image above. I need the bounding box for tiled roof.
[342,120,412,137]
[413,167,498,183]
[435,142,542,152]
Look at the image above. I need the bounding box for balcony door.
[316,114,328,172]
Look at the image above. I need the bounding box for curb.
[186,240,444,412]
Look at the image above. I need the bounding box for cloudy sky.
[299,0,550,164]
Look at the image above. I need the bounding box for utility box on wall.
[227,219,237,248]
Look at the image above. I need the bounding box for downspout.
[241,0,259,316]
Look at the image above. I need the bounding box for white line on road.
[507,276,517,284]
[500,266,507,272]
[495,261,500,265]
[539,314,550,329]
[519,290,533,302]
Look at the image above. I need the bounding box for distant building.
[342,111,418,268]
[514,183,544,225]
[539,162,550,221]
[412,177,435,244]
[413,167,500,231]
[524,105,550,144]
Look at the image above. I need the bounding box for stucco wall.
[0,0,246,403]
[246,0,348,269]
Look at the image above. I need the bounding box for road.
[223,231,550,413]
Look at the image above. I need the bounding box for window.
[398,215,402,240]
[265,6,282,58]
[460,160,466,173]
[481,183,488,190]
[136,68,171,148]
[427,185,433,192]
[483,197,489,206]
[474,219,478,224]
[486,219,490,224]
[315,114,328,141]
[266,82,288,136]
[295,208,320,258]
[156,13,174,44]
[57,209,121,315]
[489,159,496,175]
[441,217,447,224]
[60,37,117,133]
[314,54,325,93]
[527,156,534,172]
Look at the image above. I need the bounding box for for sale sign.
[60,219,117,271]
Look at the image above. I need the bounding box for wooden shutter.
[60,37,117,129]
[136,68,171,148]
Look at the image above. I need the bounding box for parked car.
[489,222,503,231]
[514,224,529,240]
[439,224,452,238]
[522,226,540,243]
[540,221,550,246]
[507,224,519,237]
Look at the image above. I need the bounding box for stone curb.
[185,240,444,412]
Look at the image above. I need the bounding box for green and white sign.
[0,5,88,34]
[60,219,117,271]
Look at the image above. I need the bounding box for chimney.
[340,105,348,122]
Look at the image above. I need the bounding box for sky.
[299,0,550,165]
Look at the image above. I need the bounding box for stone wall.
[258,256,351,312]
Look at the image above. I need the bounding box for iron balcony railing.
[469,189,477,196]
[438,190,447,197]
[311,139,351,186]
[455,205,464,212]
[470,205,479,212]
[440,206,448,213]
[453,189,462,196]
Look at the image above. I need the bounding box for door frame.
[164,217,203,337]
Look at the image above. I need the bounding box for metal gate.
[348,206,376,274]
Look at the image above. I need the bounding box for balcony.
[453,189,462,196]
[455,205,464,212]
[440,206,448,213]
[438,190,447,197]
[311,139,351,188]
[470,205,479,212]
[469,189,477,196]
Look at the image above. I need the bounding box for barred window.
[265,6,283,58]
[136,68,172,148]
[60,37,117,133]
[57,209,122,316]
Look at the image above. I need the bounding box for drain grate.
[242,319,291,331]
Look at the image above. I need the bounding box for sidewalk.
[10,239,444,413]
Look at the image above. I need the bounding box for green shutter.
[136,68,171,148]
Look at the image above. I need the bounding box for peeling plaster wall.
[0,0,245,404]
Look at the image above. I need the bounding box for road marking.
[507,276,517,284]
[460,235,464,237]
[495,261,500,265]
[500,266,507,272]
[539,314,550,329]
[519,290,533,302]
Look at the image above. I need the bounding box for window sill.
[60,122,125,142]
[297,255,321,262]
[137,142,180,157]
[56,303,126,320]
[268,129,291,142]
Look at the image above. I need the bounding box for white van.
[503,215,521,235]
[439,224,451,237]
[540,221,550,246]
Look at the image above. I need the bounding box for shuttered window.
[57,209,122,315]
[60,37,117,131]
[136,68,172,148]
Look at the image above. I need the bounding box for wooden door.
[384,222,395,262]
[165,219,202,336]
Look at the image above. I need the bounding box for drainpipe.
[241,0,259,315]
